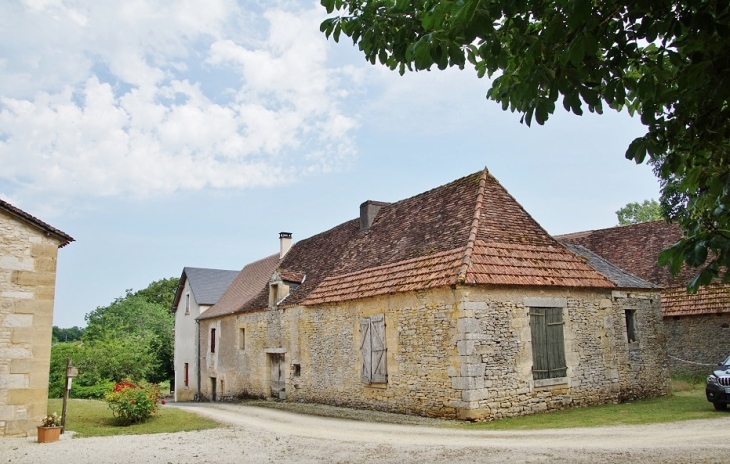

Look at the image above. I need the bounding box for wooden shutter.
[360,318,372,384]
[545,307,567,378]
[530,308,549,380]
[370,314,387,383]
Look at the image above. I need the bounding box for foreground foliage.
[47,399,220,438]
[49,277,178,398]
[321,0,730,292]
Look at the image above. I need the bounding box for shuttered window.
[360,314,387,384]
[529,307,567,380]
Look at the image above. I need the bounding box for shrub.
[104,379,161,425]
[71,381,115,400]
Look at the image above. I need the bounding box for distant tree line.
[49,277,178,398]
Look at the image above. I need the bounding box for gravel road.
[2,402,730,463]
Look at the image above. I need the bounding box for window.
[184,363,189,387]
[530,307,567,380]
[625,310,637,343]
[293,363,301,377]
[185,293,190,315]
[239,328,245,350]
[210,328,216,353]
[360,314,387,384]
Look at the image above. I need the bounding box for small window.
[185,293,190,315]
[239,328,245,350]
[625,310,637,343]
[184,363,189,387]
[211,328,216,353]
[293,364,301,377]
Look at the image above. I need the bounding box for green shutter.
[545,308,567,378]
[530,308,549,380]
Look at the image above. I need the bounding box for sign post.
[61,359,78,434]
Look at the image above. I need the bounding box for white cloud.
[0,0,358,207]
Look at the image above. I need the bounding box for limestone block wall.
[0,211,61,437]
[664,313,730,376]
[452,288,668,420]
[200,285,668,421]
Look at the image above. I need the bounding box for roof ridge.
[457,167,488,285]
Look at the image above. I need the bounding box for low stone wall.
[664,313,730,377]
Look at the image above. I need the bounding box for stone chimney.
[359,201,390,231]
[279,232,292,258]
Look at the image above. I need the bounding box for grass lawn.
[47,399,220,438]
[462,378,722,430]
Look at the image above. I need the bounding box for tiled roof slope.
[663,284,729,316]
[304,170,620,305]
[562,243,659,289]
[556,221,693,287]
[184,267,239,305]
[0,198,74,247]
[556,222,730,316]
[199,255,279,320]
[240,219,361,312]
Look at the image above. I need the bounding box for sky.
[0,0,660,328]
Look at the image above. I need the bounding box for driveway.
[2,402,730,463]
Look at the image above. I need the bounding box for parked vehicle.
[706,355,730,411]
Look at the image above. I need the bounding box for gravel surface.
[2,402,730,463]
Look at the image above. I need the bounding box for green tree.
[616,199,663,225]
[132,277,179,309]
[52,326,84,343]
[84,292,174,384]
[320,0,730,292]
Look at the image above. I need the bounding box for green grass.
[47,399,221,438]
[462,379,721,430]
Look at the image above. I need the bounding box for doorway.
[210,377,217,402]
[268,354,286,398]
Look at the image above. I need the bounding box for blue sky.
[0,0,659,328]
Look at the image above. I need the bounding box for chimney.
[279,232,292,258]
[359,201,390,231]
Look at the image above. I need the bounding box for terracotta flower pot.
[37,426,62,443]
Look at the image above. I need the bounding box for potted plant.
[37,412,62,443]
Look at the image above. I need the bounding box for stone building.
[558,221,730,376]
[197,169,669,420]
[171,267,239,401]
[0,199,73,437]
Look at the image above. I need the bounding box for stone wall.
[202,285,669,420]
[664,313,730,376]
[0,211,62,437]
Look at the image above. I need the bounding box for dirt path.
[3,403,730,463]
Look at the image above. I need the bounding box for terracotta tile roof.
[302,169,621,306]
[562,243,659,289]
[555,221,691,287]
[240,220,361,312]
[279,270,305,283]
[198,254,279,320]
[556,222,730,316]
[0,198,74,247]
[663,284,730,317]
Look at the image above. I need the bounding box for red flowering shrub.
[104,378,161,425]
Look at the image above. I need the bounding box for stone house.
[196,253,280,401]
[557,221,730,376]
[171,267,238,401]
[197,170,668,420]
[0,199,73,437]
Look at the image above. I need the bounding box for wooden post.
[61,358,70,434]
[61,360,78,434]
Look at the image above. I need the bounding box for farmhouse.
[171,267,239,401]
[197,169,668,420]
[0,199,73,437]
[557,221,730,376]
